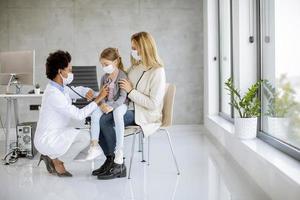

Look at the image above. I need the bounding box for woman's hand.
[94,85,109,104]
[119,79,133,93]
[85,89,94,101]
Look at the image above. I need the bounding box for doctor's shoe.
[56,170,73,177]
[97,163,127,180]
[92,154,115,176]
[52,160,73,177]
[37,155,55,174]
[84,144,103,161]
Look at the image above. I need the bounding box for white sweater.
[127,64,166,137]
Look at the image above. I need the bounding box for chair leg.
[141,136,146,163]
[165,129,181,175]
[147,136,150,166]
[138,132,142,152]
[128,131,137,179]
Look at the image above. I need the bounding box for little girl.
[84,48,128,164]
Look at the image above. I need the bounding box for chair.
[125,83,181,179]
[69,66,99,125]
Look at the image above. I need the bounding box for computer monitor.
[0,50,35,93]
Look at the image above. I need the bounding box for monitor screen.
[0,50,35,85]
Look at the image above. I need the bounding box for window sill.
[205,115,300,199]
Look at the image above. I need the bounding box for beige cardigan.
[127,64,166,137]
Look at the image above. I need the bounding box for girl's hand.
[100,103,107,113]
[119,79,133,93]
[100,103,113,113]
[105,105,113,113]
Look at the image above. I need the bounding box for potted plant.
[262,75,297,140]
[34,83,40,94]
[225,78,263,139]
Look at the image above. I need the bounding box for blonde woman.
[93,32,166,180]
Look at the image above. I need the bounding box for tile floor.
[0,125,270,200]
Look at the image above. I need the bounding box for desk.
[0,94,43,155]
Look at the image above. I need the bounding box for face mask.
[131,50,141,61]
[60,72,74,85]
[103,64,115,74]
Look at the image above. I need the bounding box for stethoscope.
[67,85,92,100]
[66,77,113,101]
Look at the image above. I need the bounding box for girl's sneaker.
[114,149,124,164]
[85,144,103,161]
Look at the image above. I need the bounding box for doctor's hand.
[119,79,133,93]
[94,85,109,105]
[85,89,94,101]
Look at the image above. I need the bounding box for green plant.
[225,78,263,118]
[263,75,297,117]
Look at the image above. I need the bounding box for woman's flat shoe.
[37,155,55,174]
[92,154,115,176]
[97,163,127,180]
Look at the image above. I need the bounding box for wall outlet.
[29,105,41,111]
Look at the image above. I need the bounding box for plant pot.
[234,117,258,140]
[266,117,290,140]
[34,88,40,94]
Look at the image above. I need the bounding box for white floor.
[0,125,270,200]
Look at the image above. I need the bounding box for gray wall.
[0,0,203,125]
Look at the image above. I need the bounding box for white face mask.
[103,64,115,74]
[131,50,141,61]
[60,72,74,85]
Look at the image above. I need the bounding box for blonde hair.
[100,47,124,71]
[131,32,163,68]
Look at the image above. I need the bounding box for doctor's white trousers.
[59,130,90,162]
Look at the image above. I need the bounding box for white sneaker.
[85,145,103,161]
[114,149,124,164]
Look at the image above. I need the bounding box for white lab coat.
[34,83,97,159]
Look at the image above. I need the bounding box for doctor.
[34,50,108,177]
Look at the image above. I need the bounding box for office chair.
[69,66,99,125]
[124,83,181,179]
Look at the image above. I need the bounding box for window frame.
[256,0,300,161]
[217,0,234,122]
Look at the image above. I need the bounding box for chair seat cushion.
[125,126,141,137]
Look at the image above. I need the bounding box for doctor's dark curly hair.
[46,50,71,80]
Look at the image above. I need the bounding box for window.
[259,0,300,160]
[218,0,233,120]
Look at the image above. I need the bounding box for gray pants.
[59,130,90,163]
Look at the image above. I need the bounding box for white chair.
[124,83,181,179]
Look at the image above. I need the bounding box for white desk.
[0,93,43,155]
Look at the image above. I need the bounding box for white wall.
[0,0,204,125]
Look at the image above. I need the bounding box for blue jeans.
[91,104,127,152]
[99,110,135,156]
